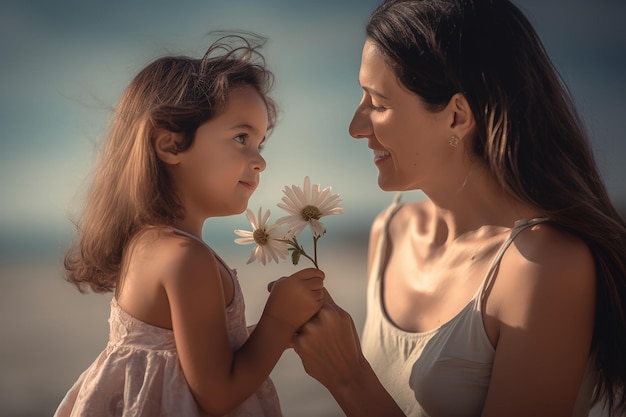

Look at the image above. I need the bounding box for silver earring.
[448,135,460,147]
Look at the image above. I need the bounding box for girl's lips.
[239,181,257,190]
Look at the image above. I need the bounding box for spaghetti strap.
[170,227,208,247]
[170,227,236,274]
[478,217,550,300]
[371,195,550,307]
[54,224,282,417]
[374,193,404,282]
[373,200,550,303]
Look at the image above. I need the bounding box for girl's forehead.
[206,86,269,128]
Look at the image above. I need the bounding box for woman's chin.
[377,176,400,192]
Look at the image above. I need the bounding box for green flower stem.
[313,236,319,268]
[281,237,319,269]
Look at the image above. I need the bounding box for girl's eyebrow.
[229,123,259,133]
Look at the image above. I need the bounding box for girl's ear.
[154,130,185,165]
[448,93,475,139]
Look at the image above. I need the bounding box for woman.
[292,1,626,416]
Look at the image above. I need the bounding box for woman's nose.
[348,102,372,139]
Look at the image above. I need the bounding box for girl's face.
[349,40,453,192]
[175,85,268,219]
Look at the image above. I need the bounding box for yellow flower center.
[301,205,322,221]
[253,228,269,245]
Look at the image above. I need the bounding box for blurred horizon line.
[2,202,625,262]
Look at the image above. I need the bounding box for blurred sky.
[0,0,625,259]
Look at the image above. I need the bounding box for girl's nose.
[253,153,266,172]
[348,101,372,140]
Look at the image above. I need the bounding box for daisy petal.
[234,207,289,265]
[277,176,343,226]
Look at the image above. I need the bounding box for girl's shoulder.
[117,226,224,330]
[127,226,219,278]
[130,225,206,253]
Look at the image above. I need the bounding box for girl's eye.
[234,134,248,145]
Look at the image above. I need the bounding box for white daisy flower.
[234,208,289,265]
[276,176,343,238]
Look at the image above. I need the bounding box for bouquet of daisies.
[234,177,343,268]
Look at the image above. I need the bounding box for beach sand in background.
[1,240,610,417]
[0,243,368,417]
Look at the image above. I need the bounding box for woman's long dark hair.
[367,0,626,414]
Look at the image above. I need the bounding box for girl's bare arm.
[164,237,324,415]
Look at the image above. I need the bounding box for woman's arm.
[292,207,405,416]
[293,289,406,417]
[164,237,325,415]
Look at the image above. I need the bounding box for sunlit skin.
[349,40,456,194]
[118,86,270,326]
[292,40,597,417]
[169,86,269,237]
[114,86,326,416]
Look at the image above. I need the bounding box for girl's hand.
[263,268,325,334]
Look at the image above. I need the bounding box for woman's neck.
[422,164,540,242]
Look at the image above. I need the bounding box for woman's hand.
[290,288,406,417]
[291,288,365,387]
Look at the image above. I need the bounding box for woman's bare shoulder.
[507,222,595,278]
[494,221,596,320]
[368,198,434,259]
[484,223,597,415]
[370,199,427,237]
[386,199,434,237]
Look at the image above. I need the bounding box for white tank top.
[361,197,596,417]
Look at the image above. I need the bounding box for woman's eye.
[234,134,248,145]
[369,103,387,112]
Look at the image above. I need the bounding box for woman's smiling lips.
[373,149,391,164]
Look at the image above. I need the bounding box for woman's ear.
[448,93,475,139]
[154,130,185,165]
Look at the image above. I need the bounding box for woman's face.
[349,39,453,192]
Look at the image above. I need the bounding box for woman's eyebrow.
[361,85,389,100]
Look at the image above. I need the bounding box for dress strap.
[478,217,550,300]
[170,227,235,274]
[373,193,405,284]
[170,227,207,247]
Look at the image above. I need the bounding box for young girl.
[55,35,325,417]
